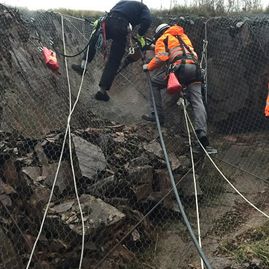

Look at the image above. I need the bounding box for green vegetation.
[220,221,269,266]
[15,3,269,19]
[55,5,269,19]
[154,4,269,17]
[52,8,103,18]
[153,5,220,17]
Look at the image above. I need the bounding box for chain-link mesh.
[0,4,269,269]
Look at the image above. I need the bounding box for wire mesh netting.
[0,4,269,269]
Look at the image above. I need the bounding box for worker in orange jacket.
[142,23,217,154]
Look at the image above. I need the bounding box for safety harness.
[164,34,201,84]
[92,15,108,59]
[174,35,198,65]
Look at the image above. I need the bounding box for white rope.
[185,111,269,220]
[181,98,204,269]
[61,15,86,269]
[26,116,69,269]
[26,15,89,269]
[199,18,212,105]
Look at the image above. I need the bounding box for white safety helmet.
[155,23,170,37]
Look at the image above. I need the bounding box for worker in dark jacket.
[72,0,152,101]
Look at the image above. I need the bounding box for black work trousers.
[84,15,128,91]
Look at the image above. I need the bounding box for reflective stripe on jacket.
[147,25,197,71]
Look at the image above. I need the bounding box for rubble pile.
[0,123,197,268]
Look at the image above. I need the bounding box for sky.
[1,0,172,11]
[0,0,267,11]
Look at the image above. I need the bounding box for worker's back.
[110,0,152,36]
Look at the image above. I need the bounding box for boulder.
[72,135,107,180]
[48,194,125,238]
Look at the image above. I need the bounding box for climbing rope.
[185,111,269,220]
[142,55,212,268]
[181,97,204,269]
[199,18,210,70]
[199,18,214,106]
[26,15,89,269]
[61,14,86,269]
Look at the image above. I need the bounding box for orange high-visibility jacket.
[147,25,198,71]
[265,82,269,117]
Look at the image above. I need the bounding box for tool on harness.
[117,37,153,74]
[128,34,136,55]
[167,55,182,94]
[42,47,60,71]
[117,46,141,74]
[95,18,108,59]
[167,71,182,94]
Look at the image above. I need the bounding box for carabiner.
[129,47,135,54]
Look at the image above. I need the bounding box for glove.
[92,19,99,29]
[137,35,146,48]
[142,64,148,72]
[92,16,103,30]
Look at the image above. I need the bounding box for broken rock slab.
[143,139,163,159]
[48,194,125,238]
[21,161,74,195]
[21,166,42,183]
[72,135,107,179]
[42,161,74,195]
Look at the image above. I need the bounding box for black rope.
[54,33,93,58]
[140,50,213,269]
[54,14,102,58]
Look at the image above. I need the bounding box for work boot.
[142,113,164,125]
[205,146,218,155]
[71,64,84,76]
[142,113,155,122]
[94,90,110,102]
[193,136,217,155]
